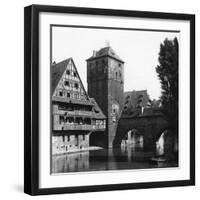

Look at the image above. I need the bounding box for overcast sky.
[52,26,179,100]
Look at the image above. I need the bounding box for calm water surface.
[52,143,178,174]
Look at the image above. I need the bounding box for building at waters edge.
[52,58,106,155]
[87,46,124,148]
[51,46,167,155]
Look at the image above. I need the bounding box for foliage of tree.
[156,37,178,131]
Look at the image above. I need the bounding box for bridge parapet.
[121,107,164,119]
[113,113,169,151]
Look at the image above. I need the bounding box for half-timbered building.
[52,58,106,155]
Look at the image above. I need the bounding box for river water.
[51,143,178,174]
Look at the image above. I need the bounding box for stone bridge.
[113,112,169,151]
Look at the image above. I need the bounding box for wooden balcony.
[53,110,92,116]
[62,124,93,130]
[60,124,106,131]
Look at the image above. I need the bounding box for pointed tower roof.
[86,46,124,63]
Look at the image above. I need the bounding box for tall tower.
[86,46,124,148]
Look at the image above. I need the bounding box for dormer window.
[138,95,143,99]
[94,108,100,113]
[125,100,129,105]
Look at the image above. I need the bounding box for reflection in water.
[156,132,165,156]
[52,142,178,174]
[52,151,89,173]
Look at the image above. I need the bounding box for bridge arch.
[156,129,178,157]
[121,128,143,147]
[113,115,169,151]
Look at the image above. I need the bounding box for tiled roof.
[124,90,150,107]
[51,58,71,95]
[124,90,148,99]
[87,46,124,63]
[90,98,106,119]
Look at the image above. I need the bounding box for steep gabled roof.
[51,58,71,95]
[124,90,149,102]
[86,46,124,63]
[123,90,151,116]
[51,58,89,102]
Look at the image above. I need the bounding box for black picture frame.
[24,4,195,196]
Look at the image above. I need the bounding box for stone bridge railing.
[113,114,169,151]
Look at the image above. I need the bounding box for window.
[59,91,63,96]
[83,134,85,141]
[64,81,69,86]
[60,116,64,124]
[118,63,121,67]
[75,135,78,146]
[74,72,77,77]
[62,135,65,142]
[74,83,79,89]
[115,72,118,78]
[66,70,70,75]
[67,135,70,142]
[67,92,70,98]
[125,100,129,104]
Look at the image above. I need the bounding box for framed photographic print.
[24,4,195,195]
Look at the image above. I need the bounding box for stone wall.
[114,115,169,151]
[52,133,89,155]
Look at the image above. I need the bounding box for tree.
[156,37,178,132]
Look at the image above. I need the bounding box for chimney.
[93,50,97,57]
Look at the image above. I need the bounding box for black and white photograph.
[23,4,195,195]
[0,0,198,198]
[51,25,179,174]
